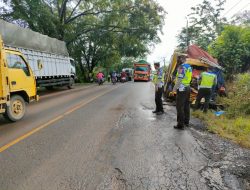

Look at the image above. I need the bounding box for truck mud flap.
[0,101,6,113]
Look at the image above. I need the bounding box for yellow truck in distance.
[0,35,39,122]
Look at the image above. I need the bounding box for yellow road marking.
[0,115,63,153]
[0,85,121,153]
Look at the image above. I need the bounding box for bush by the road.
[209,25,250,78]
[193,73,250,148]
[223,73,250,118]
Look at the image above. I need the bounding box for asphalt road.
[0,82,247,189]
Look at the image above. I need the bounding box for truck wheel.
[4,95,26,122]
[68,77,75,89]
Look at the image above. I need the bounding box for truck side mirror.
[37,60,43,70]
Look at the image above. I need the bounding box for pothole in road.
[97,168,127,190]
[147,116,157,121]
[114,112,133,130]
[110,104,125,111]
[139,102,159,122]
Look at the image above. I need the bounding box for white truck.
[0,19,76,89]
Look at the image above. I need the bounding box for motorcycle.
[111,77,117,85]
[120,76,127,83]
[98,78,104,85]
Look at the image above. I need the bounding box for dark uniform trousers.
[195,88,212,113]
[155,87,163,112]
[176,87,190,127]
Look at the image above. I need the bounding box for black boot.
[156,110,164,115]
[173,125,184,130]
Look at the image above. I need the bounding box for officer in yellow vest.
[172,55,192,129]
[195,68,217,113]
[152,62,165,115]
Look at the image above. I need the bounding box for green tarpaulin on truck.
[0,19,69,56]
[137,60,149,64]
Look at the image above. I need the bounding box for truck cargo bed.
[6,46,72,78]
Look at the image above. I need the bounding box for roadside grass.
[192,73,250,148]
[192,111,250,148]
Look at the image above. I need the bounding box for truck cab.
[0,36,38,122]
[134,60,151,82]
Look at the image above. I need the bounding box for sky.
[147,0,250,66]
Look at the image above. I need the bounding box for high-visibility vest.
[200,72,216,88]
[176,63,192,86]
[153,68,164,84]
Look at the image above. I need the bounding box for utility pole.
[186,16,189,47]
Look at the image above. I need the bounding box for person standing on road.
[194,68,217,113]
[152,62,165,115]
[172,55,192,129]
[108,73,111,82]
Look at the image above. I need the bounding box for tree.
[177,26,201,52]
[208,25,250,77]
[1,0,165,81]
[177,0,226,51]
[232,10,250,26]
[68,0,164,79]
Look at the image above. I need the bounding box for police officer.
[152,62,164,115]
[172,55,192,129]
[195,68,217,113]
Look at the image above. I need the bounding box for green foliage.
[220,73,250,118]
[177,0,226,50]
[1,0,165,81]
[115,57,135,72]
[193,110,250,148]
[92,66,106,79]
[206,114,250,148]
[208,26,250,76]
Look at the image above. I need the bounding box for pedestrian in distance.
[152,62,165,115]
[89,72,94,83]
[194,67,217,113]
[107,74,111,82]
[171,55,192,130]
